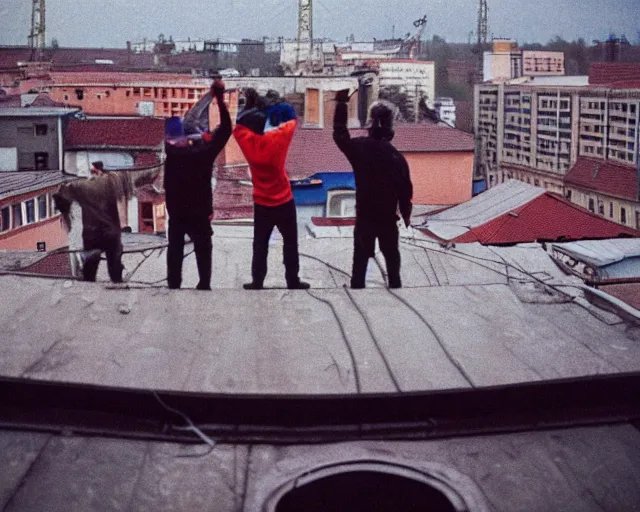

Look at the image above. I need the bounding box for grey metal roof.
[0,171,69,201]
[0,107,80,117]
[552,239,640,268]
[421,180,546,240]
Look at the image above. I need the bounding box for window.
[588,198,595,212]
[1,206,9,232]
[621,207,627,225]
[25,199,35,224]
[64,95,69,101]
[75,89,84,100]
[566,190,572,201]
[12,204,22,229]
[34,124,48,136]
[37,194,47,220]
[35,152,49,170]
[534,179,540,187]
[133,88,141,96]
[609,202,614,218]
[598,202,604,215]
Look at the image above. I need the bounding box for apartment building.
[474,78,640,229]
[47,72,212,118]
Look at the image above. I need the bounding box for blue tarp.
[291,172,355,206]
[472,179,487,196]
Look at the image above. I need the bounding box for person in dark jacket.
[333,90,413,289]
[233,90,309,290]
[54,166,159,282]
[164,79,231,290]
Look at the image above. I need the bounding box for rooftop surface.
[565,157,639,201]
[1,225,639,511]
[1,225,638,396]
[0,170,71,201]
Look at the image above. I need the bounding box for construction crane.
[28,0,46,51]
[400,15,427,60]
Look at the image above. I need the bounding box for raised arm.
[202,79,232,157]
[333,89,355,158]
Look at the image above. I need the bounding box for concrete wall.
[405,151,474,205]
[566,186,640,230]
[0,116,60,170]
[379,61,435,102]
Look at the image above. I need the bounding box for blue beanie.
[267,102,297,127]
[165,117,184,138]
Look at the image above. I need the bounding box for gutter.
[580,284,640,325]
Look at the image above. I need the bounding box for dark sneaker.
[81,249,102,268]
[243,282,264,290]
[287,280,310,290]
[196,283,212,291]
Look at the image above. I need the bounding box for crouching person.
[54,162,158,282]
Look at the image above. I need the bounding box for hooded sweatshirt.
[233,119,296,207]
[333,101,413,222]
[164,96,232,219]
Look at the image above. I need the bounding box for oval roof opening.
[275,470,458,512]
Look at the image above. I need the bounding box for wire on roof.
[343,285,402,393]
[306,289,362,394]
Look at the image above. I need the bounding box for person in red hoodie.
[233,89,310,290]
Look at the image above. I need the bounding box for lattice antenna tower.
[28,0,46,50]
[297,0,313,65]
[477,0,488,46]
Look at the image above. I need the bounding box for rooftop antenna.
[297,0,313,70]
[28,0,46,60]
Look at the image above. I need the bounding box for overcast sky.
[1,0,638,48]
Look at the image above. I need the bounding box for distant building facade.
[474,64,640,229]
[0,171,67,251]
[0,105,79,172]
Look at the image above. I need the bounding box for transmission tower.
[297,0,313,67]
[477,0,488,46]
[28,0,46,51]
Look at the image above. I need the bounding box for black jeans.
[83,235,123,283]
[167,215,213,289]
[351,218,401,289]
[252,199,300,286]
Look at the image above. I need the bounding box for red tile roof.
[599,283,640,310]
[212,164,254,220]
[134,151,160,167]
[443,192,639,245]
[65,117,165,149]
[19,251,73,277]
[564,158,639,201]
[286,124,474,180]
[589,63,640,85]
